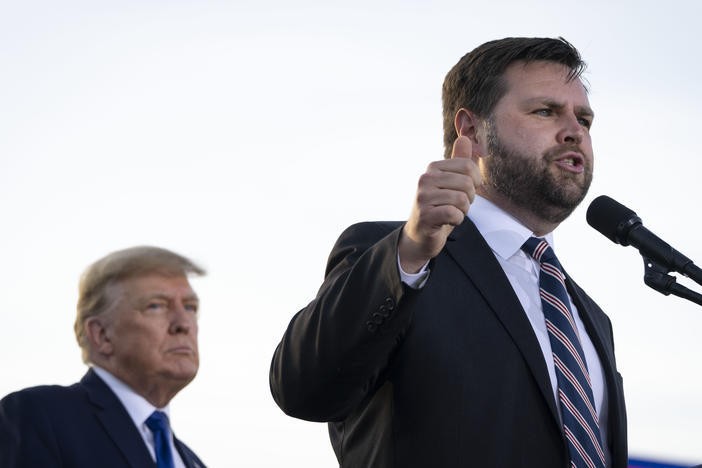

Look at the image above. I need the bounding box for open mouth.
[554,152,585,173]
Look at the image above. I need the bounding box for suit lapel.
[564,277,623,442]
[82,369,155,468]
[564,278,615,371]
[174,437,204,468]
[445,219,561,425]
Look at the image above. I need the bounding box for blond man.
[0,246,206,468]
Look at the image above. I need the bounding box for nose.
[556,113,585,145]
[169,303,195,334]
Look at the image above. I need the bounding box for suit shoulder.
[335,221,404,245]
[1,381,85,416]
[0,384,80,444]
[325,221,403,275]
[339,221,405,237]
[0,380,95,467]
[3,381,84,400]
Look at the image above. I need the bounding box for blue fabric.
[0,369,206,468]
[522,237,605,468]
[146,411,175,468]
[628,459,693,468]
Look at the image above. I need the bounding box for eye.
[533,108,552,116]
[184,303,199,313]
[577,117,592,128]
[144,301,169,313]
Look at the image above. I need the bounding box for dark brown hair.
[441,37,586,158]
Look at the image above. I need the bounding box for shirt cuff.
[397,252,430,289]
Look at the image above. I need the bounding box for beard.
[483,122,593,224]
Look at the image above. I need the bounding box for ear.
[454,108,485,157]
[85,316,114,357]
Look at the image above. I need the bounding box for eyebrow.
[141,292,200,303]
[576,105,595,119]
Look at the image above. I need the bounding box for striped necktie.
[521,237,605,468]
[146,410,176,468]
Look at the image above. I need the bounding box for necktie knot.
[146,410,170,433]
[521,236,559,267]
[522,237,555,263]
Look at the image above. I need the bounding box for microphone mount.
[587,194,702,307]
[642,255,702,306]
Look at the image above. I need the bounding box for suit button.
[385,297,395,310]
[378,305,389,318]
[366,321,377,333]
[371,312,383,324]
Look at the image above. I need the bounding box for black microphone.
[586,195,702,284]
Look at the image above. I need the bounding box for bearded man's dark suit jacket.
[270,219,627,468]
[0,368,206,468]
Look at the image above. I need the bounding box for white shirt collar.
[92,366,171,428]
[467,195,555,260]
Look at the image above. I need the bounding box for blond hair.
[75,246,205,363]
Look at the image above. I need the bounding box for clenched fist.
[398,136,482,273]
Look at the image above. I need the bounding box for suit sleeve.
[269,222,419,422]
[0,391,62,468]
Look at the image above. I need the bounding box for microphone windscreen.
[586,195,638,244]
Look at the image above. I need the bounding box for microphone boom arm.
[642,256,702,307]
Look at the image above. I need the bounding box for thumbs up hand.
[398,136,482,273]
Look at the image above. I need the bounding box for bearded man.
[270,37,627,468]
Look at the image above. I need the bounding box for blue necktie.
[521,237,605,468]
[146,410,176,468]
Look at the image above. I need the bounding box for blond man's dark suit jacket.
[0,368,206,468]
[270,219,627,468]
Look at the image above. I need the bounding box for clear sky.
[2,0,701,466]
